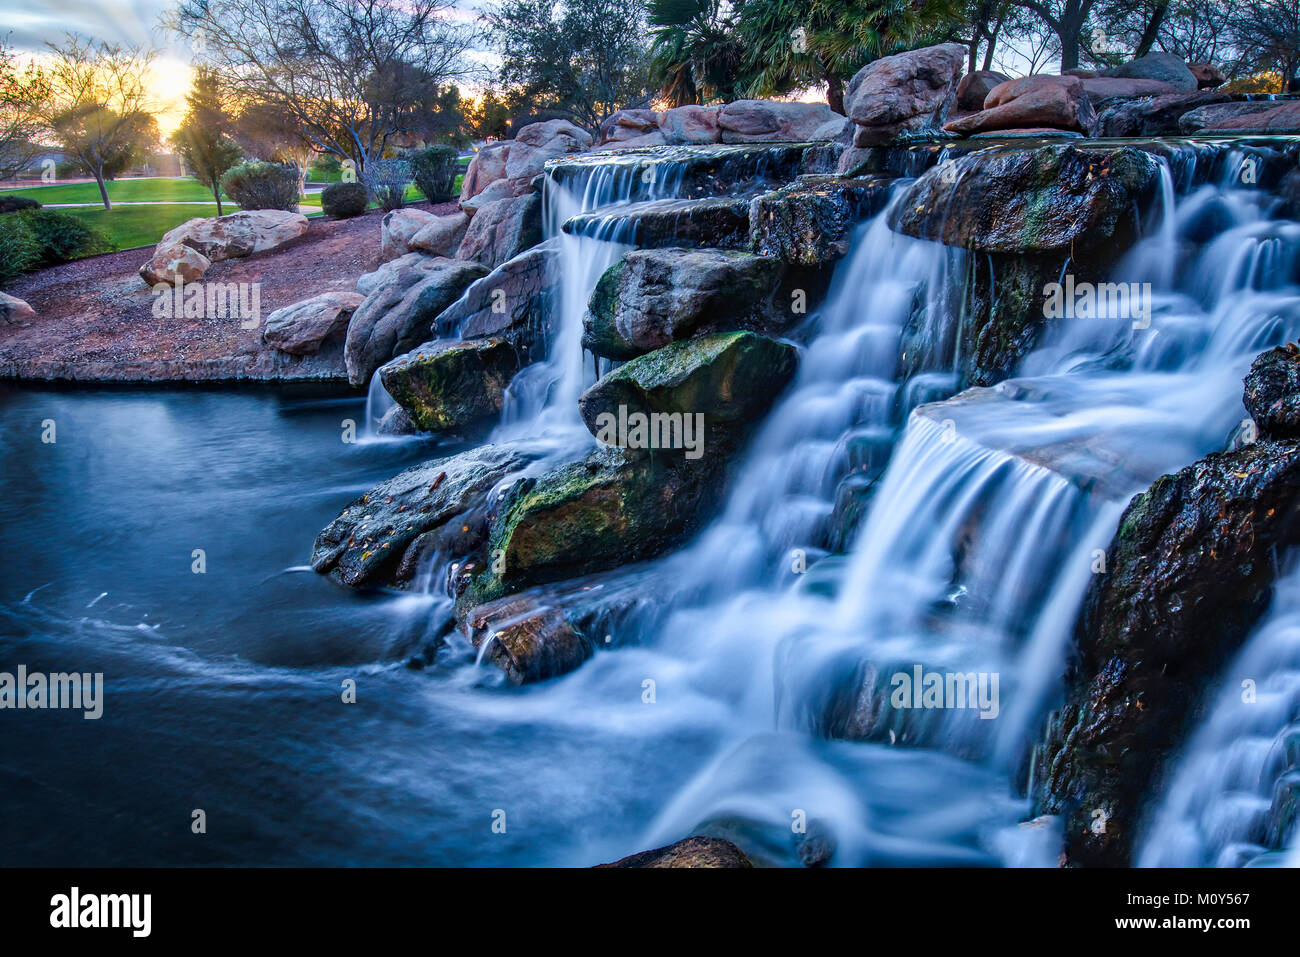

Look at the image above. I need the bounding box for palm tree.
[648,0,748,106]
[737,0,965,114]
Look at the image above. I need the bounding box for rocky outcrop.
[658,105,721,145]
[596,836,753,868]
[409,211,470,258]
[946,75,1097,136]
[158,210,308,263]
[262,291,364,355]
[461,178,517,217]
[717,100,844,143]
[1244,344,1300,437]
[432,239,558,358]
[345,255,489,387]
[578,331,798,442]
[1178,101,1287,133]
[956,70,1010,110]
[459,141,511,203]
[1094,91,1229,137]
[504,119,593,186]
[749,175,891,266]
[562,196,751,250]
[311,443,535,588]
[891,144,1160,254]
[0,291,35,323]
[1198,101,1300,134]
[139,242,211,286]
[457,191,543,269]
[845,42,966,146]
[380,208,437,262]
[1039,353,1300,866]
[596,109,660,146]
[377,337,520,434]
[584,247,784,359]
[1079,77,1183,100]
[1098,52,1198,92]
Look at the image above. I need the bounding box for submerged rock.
[462,591,596,685]
[1039,420,1300,866]
[378,337,520,434]
[595,836,753,868]
[345,256,489,387]
[312,444,534,588]
[584,248,784,359]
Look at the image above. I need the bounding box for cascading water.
[1139,556,1300,867]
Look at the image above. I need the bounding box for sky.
[4,0,494,135]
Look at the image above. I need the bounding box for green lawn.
[0,177,225,205]
[61,204,230,252]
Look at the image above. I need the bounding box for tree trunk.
[1134,1,1170,58]
[94,166,111,211]
[825,70,845,116]
[213,184,223,216]
[983,17,1004,70]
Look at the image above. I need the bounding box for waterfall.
[1139,557,1300,867]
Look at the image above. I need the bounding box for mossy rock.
[378,338,520,433]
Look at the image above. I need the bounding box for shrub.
[0,215,39,287]
[219,161,301,212]
[20,210,106,266]
[0,195,41,215]
[364,158,412,212]
[321,181,369,218]
[409,145,460,203]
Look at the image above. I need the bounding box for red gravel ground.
[0,200,457,384]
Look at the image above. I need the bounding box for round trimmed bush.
[321,181,369,218]
[220,161,301,212]
[0,195,41,215]
[409,145,460,203]
[0,215,39,287]
[364,158,413,213]
[20,209,107,266]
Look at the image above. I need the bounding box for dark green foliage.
[0,215,39,286]
[410,145,461,203]
[0,195,41,215]
[18,209,106,266]
[219,160,301,211]
[321,181,370,218]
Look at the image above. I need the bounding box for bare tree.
[0,36,48,181]
[35,34,159,209]
[1230,0,1300,90]
[165,0,477,191]
[1009,0,1101,70]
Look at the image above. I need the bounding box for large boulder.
[890,144,1160,254]
[262,290,364,355]
[408,211,470,258]
[956,70,1010,110]
[345,255,489,386]
[459,141,511,203]
[584,248,784,360]
[311,444,535,588]
[845,42,966,146]
[1079,76,1183,100]
[460,177,517,217]
[0,291,35,323]
[158,210,308,263]
[658,105,722,145]
[596,836,753,868]
[577,331,799,440]
[377,337,520,433]
[1094,90,1230,137]
[1178,100,1288,133]
[749,175,891,266]
[945,75,1097,136]
[717,100,843,143]
[1099,52,1198,91]
[457,192,543,269]
[504,119,593,185]
[432,239,558,358]
[139,242,211,287]
[1039,433,1300,867]
[596,109,660,145]
[380,208,437,262]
